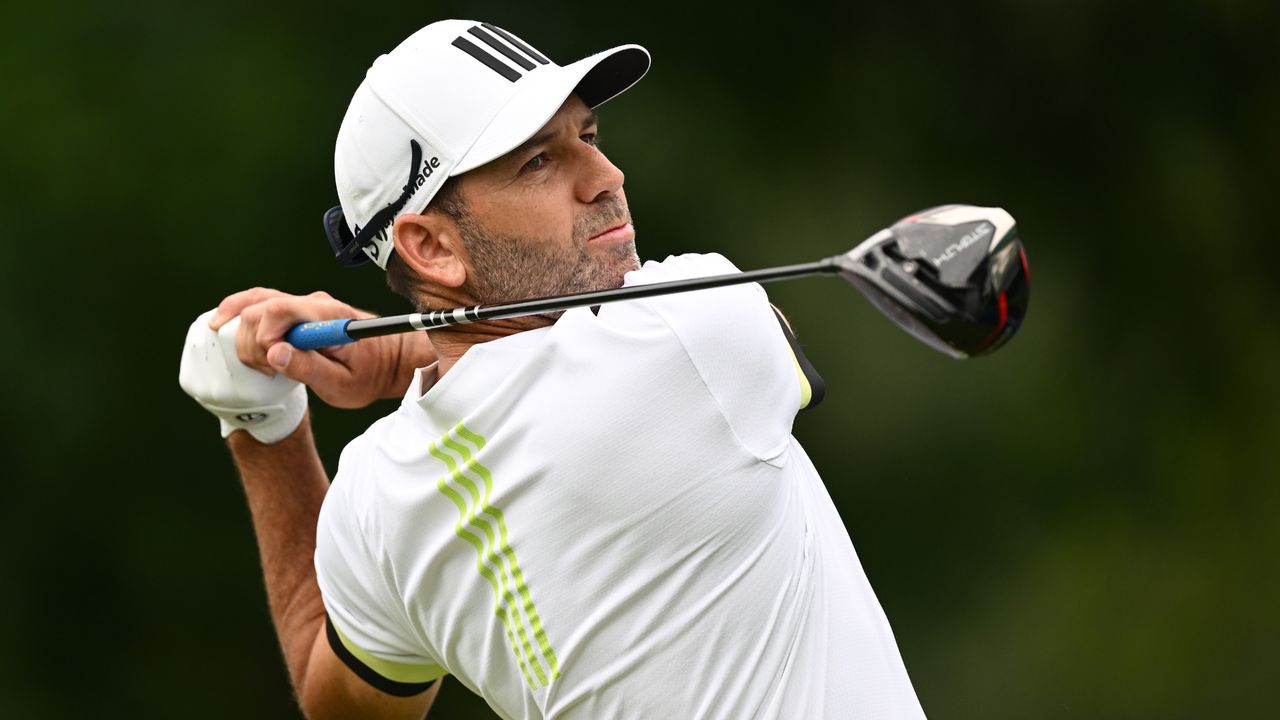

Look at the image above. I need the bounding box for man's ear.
[393,212,467,288]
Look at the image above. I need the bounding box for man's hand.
[210,288,437,408]
[179,310,309,444]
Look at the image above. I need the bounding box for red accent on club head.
[975,291,1010,354]
[1018,246,1030,283]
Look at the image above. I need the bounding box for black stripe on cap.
[325,615,435,697]
[467,26,536,70]
[482,23,550,65]
[451,37,520,81]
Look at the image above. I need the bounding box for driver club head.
[833,204,1030,358]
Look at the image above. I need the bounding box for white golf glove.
[179,309,308,444]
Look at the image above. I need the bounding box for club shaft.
[288,258,840,349]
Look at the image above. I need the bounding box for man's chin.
[600,241,641,286]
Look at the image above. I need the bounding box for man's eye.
[523,154,547,172]
[581,133,599,146]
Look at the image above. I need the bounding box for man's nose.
[576,146,625,204]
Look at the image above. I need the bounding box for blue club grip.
[285,319,355,350]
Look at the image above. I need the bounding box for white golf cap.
[325,19,651,269]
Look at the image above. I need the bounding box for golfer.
[180,19,925,719]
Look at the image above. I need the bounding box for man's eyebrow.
[510,111,600,158]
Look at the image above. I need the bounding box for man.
[179,19,926,719]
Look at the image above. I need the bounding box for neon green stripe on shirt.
[790,351,813,409]
[430,441,543,688]
[431,429,560,688]
[329,619,447,684]
[452,424,561,681]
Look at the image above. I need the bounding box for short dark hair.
[385,177,466,309]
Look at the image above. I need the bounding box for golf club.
[286,204,1030,358]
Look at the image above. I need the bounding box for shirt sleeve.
[315,448,448,696]
[615,253,824,462]
[770,305,826,411]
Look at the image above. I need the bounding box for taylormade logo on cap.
[350,140,442,259]
[327,19,651,269]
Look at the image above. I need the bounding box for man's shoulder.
[624,252,741,285]
[330,404,422,494]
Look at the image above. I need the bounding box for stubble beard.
[459,198,640,308]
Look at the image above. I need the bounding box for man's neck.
[427,316,555,378]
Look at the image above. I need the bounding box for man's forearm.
[228,413,330,697]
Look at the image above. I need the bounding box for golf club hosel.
[836,234,959,324]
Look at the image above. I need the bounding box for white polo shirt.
[315,253,925,719]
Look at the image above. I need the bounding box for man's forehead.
[459,95,599,184]
[549,92,594,120]
[534,96,598,136]
[508,98,597,156]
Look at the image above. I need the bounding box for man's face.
[451,94,639,305]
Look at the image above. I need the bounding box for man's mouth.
[589,222,635,244]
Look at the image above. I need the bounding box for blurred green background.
[2,0,1277,717]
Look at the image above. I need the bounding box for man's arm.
[227,417,438,720]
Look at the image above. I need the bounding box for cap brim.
[452,45,650,175]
